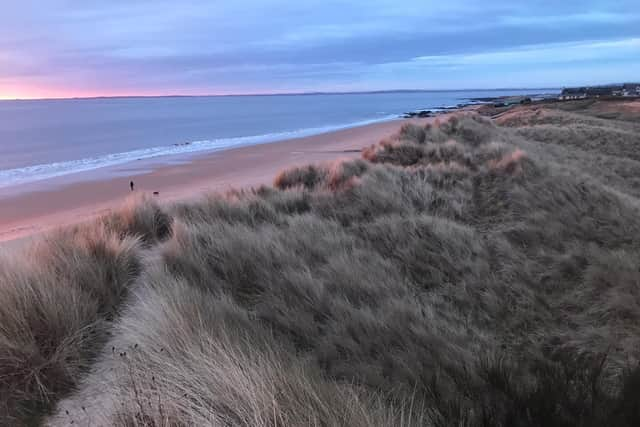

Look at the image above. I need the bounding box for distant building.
[585,86,619,97]
[559,83,639,101]
[623,83,640,97]
[559,88,587,100]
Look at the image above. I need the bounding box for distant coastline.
[0,87,561,103]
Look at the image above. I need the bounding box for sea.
[0,89,555,192]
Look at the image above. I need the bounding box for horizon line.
[0,87,562,102]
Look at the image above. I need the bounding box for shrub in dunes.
[0,225,142,425]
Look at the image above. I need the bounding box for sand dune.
[4,101,640,425]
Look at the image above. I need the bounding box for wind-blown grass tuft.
[0,225,143,425]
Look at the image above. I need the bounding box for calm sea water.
[0,90,554,189]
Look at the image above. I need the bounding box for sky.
[1,0,639,99]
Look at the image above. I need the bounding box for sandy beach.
[0,117,431,248]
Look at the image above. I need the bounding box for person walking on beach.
[130,180,135,192]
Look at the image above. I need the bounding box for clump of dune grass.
[273,164,328,190]
[363,139,426,165]
[325,159,369,190]
[273,159,370,193]
[0,225,142,425]
[0,196,177,425]
[102,194,173,244]
[398,122,427,144]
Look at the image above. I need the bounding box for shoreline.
[0,115,402,193]
[0,117,434,248]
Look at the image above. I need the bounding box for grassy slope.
[2,103,640,426]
